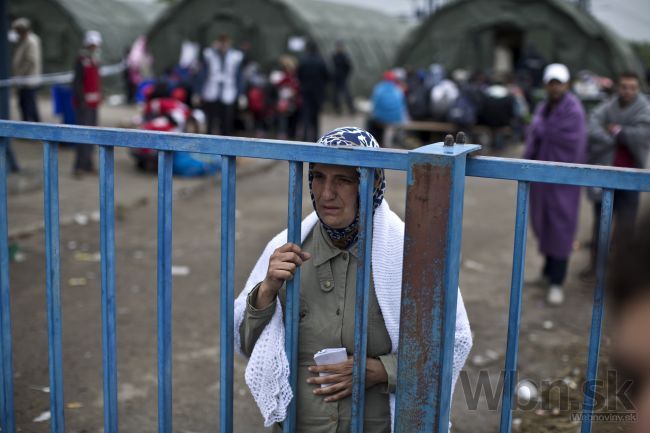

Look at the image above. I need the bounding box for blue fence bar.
[43,141,65,433]
[157,151,174,433]
[395,142,479,433]
[99,145,119,433]
[220,156,236,433]
[436,145,476,433]
[580,188,615,433]
[499,181,530,433]
[0,139,14,433]
[283,161,303,433]
[351,167,375,433]
[0,7,13,433]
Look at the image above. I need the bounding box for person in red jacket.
[72,30,102,178]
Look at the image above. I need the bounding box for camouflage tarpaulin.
[146,0,411,96]
[395,0,643,81]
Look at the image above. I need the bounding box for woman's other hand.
[257,242,311,309]
[306,356,388,402]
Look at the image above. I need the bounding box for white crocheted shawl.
[234,200,472,429]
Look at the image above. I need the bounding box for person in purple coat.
[524,63,587,306]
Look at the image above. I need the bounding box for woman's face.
[545,80,569,102]
[311,163,359,229]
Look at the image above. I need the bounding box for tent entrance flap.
[199,12,255,49]
[493,26,524,75]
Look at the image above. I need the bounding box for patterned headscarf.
[308,127,386,250]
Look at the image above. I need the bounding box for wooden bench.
[402,120,512,137]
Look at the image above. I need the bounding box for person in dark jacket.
[8,17,42,173]
[72,30,103,178]
[331,41,355,115]
[297,41,329,142]
[12,18,41,123]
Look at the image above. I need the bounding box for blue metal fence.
[0,120,649,433]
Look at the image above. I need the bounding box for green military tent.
[146,0,410,96]
[395,0,643,81]
[9,0,167,74]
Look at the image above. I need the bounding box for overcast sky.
[321,0,650,42]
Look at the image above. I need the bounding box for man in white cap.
[524,63,587,305]
[72,30,103,178]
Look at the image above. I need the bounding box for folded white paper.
[313,347,348,388]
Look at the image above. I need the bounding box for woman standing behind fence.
[234,127,472,431]
[524,63,587,305]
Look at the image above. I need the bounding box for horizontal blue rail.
[466,156,650,191]
[1,121,649,191]
[0,120,647,433]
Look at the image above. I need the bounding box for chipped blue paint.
[0,138,14,433]
[43,141,65,433]
[99,145,118,433]
[220,156,237,433]
[499,181,530,433]
[283,161,302,433]
[351,168,375,433]
[157,151,173,433]
[580,189,614,433]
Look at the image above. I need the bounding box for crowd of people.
[142,37,539,151]
[367,64,532,148]
[8,26,362,175]
[140,34,356,144]
[366,62,640,150]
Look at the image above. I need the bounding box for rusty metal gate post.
[395,135,479,433]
